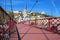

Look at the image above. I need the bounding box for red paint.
[7,19,11,33]
[48,19,51,31]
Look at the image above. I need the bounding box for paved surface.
[10,23,60,40]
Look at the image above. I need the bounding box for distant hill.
[40,13,53,17]
[30,12,53,17]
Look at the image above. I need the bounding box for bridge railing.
[0,6,21,40]
[36,17,60,33]
[21,17,60,33]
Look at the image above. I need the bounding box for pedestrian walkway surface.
[10,23,60,40]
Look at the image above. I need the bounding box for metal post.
[48,18,51,31]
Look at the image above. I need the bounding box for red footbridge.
[0,6,60,40]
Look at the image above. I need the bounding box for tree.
[8,12,14,19]
[41,14,51,17]
[0,11,5,24]
[29,13,36,17]
[20,12,23,20]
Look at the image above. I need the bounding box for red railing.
[0,6,21,40]
[21,17,60,33]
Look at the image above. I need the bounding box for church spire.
[23,2,27,18]
[24,3,27,10]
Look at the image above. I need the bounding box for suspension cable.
[50,0,59,17]
[10,0,14,19]
[4,0,6,10]
[10,0,13,12]
[29,0,38,13]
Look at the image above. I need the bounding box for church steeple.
[23,2,27,18]
[24,3,27,10]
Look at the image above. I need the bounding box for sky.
[0,0,60,17]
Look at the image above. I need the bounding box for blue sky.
[0,0,60,17]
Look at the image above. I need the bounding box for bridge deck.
[10,23,60,40]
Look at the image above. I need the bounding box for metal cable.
[10,0,14,19]
[10,0,13,12]
[21,26,32,39]
[42,30,50,40]
[50,0,59,17]
[4,0,6,10]
[29,0,38,13]
[16,25,21,40]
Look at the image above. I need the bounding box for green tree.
[29,13,36,16]
[42,14,51,17]
[8,12,14,19]
[0,11,5,24]
[20,12,23,20]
